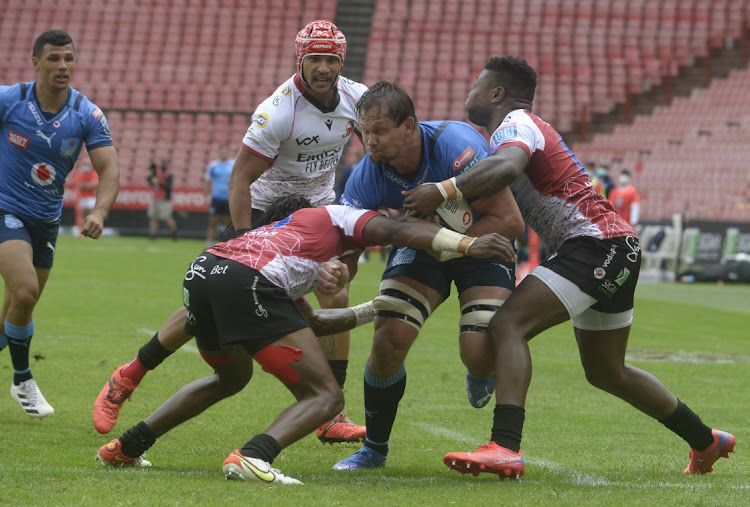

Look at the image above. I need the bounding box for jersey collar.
[293,73,340,114]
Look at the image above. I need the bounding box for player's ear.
[403,117,416,132]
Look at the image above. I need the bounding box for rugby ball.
[434,198,475,233]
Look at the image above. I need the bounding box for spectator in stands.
[584,159,604,196]
[75,162,99,221]
[0,30,120,418]
[596,163,615,197]
[608,169,641,226]
[93,20,370,445]
[403,56,734,480]
[204,144,234,246]
[146,158,178,240]
[736,175,750,211]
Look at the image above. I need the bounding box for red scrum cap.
[295,19,347,73]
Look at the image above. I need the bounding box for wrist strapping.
[437,177,463,201]
[431,228,476,254]
[352,301,375,326]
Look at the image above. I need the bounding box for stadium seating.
[362,0,746,133]
[573,67,750,221]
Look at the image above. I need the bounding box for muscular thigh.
[254,327,339,399]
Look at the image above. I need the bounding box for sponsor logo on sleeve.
[92,107,103,119]
[491,125,517,147]
[282,86,292,96]
[98,114,111,136]
[8,131,30,150]
[451,146,477,172]
[254,113,269,128]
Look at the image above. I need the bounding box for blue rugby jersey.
[0,82,113,222]
[341,121,490,217]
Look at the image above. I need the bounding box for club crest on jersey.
[491,125,517,147]
[593,267,606,279]
[8,131,29,150]
[4,214,23,229]
[30,162,57,186]
[254,113,269,128]
[272,95,283,106]
[61,138,81,158]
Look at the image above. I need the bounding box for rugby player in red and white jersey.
[96,195,517,483]
[93,20,370,444]
[403,56,734,479]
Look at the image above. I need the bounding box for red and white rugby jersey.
[489,109,636,253]
[207,205,380,300]
[242,74,367,211]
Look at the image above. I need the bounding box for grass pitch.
[0,235,747,505]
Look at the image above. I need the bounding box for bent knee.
[309,387,344,422]
[9,285,40,309]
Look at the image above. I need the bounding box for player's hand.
[316,260,350,295]
[402,183,444,218]
[81,211,105,239]
[465,233,517,262]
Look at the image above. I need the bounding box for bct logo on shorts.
[4,214,23,229]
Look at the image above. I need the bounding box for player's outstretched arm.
[402,146,529,218]
[84,145,120,239]
[363,215,516,262]
[297,297,375,337]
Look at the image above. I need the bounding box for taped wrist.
[352,300,375,326]
[431,228,476,254]
[436,177,463,200]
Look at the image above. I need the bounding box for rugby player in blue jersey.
[0,30,120,418]
[333,81,525,470]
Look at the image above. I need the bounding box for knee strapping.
[198,349,233,368]
[373,280,432,330]
[459,299,504,334]
[254,344,303,385]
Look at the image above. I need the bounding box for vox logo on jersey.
[296,135,320,145]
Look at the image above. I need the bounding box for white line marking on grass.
[412,422,749,490]
[412,421,612,486]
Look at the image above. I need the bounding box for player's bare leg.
[458,286,510,409]
[0,241,54,418]
[314,284,366,443]
[334,276,444,470]
[93,306,191,433]
[93,301,374,434]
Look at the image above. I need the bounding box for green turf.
[0,235,746,505]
